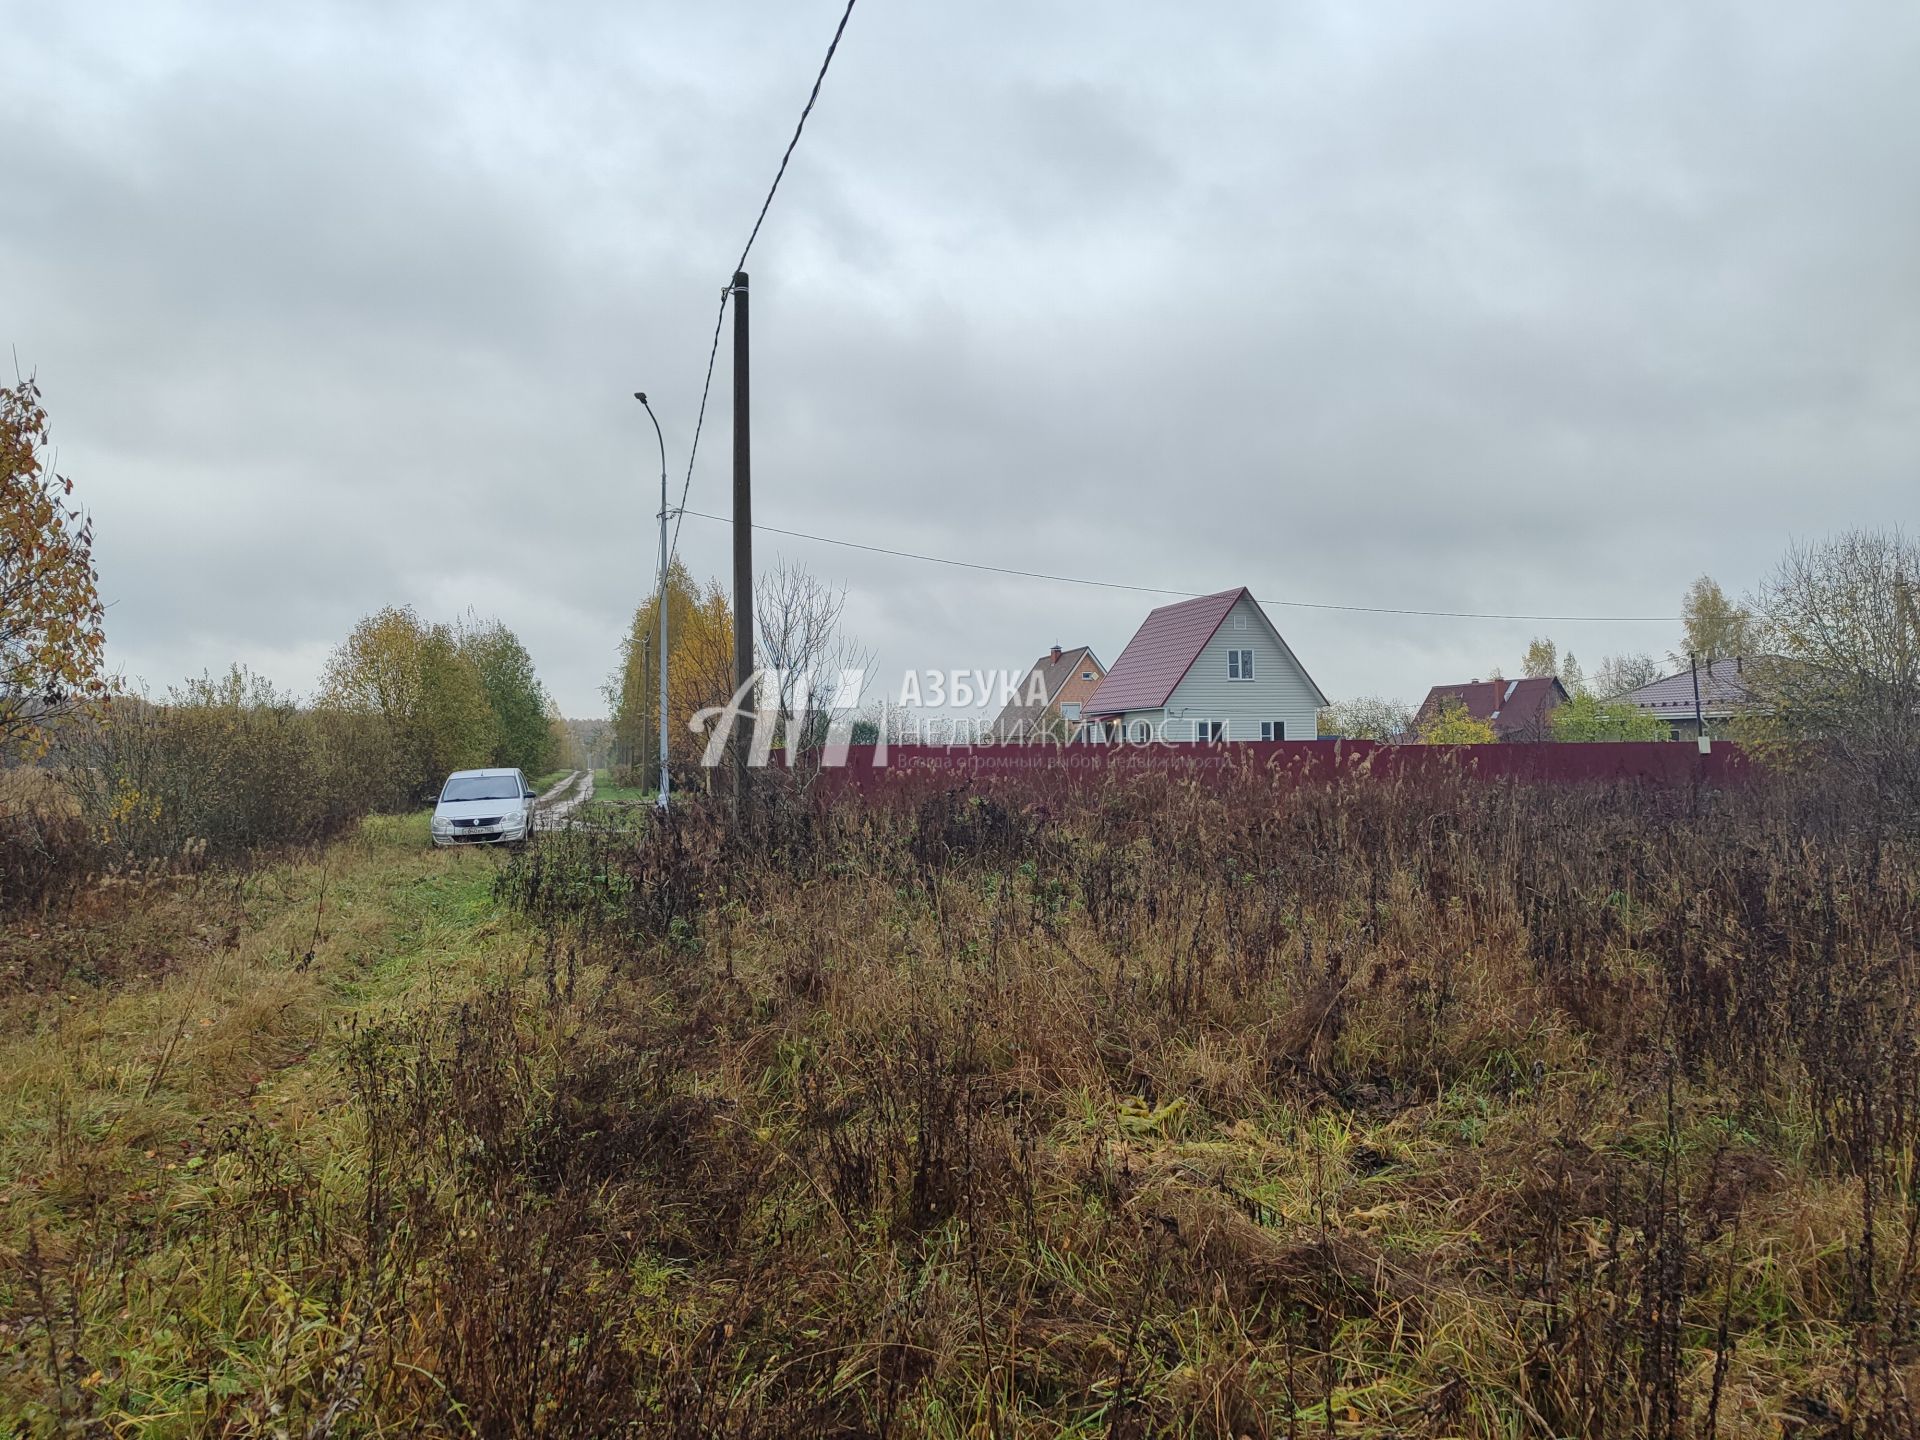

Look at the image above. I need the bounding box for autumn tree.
[416,624,496,782]
[1591,651,1663,699]
[1417,700,1499,745]
[320,606,496,800]
[1746,530,1920,825]
[458,615,555,775]
[1519,636,1583,693]
[1549,692,1667,742]
[1318,696,1413,740]
[1675,575,1754,664]
[608,559,736,783]
[1,376,107,750]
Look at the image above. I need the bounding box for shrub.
[1550,691,1668,741]
[62,668,401,864]
[0,777,94,912]
[480,763,1920,1434]
[1417,697,1499,743]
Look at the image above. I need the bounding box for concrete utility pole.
[730,271,754,818]
[635,392,671,809]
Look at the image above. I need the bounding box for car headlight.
[502,810,525,826]
[431,816,452,831]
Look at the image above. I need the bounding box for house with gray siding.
[1082,588,1327,742]
[1613,657,1764,738]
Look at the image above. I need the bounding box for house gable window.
[1227,648,1254,681]
[1060,702,1081,720]
[1260,721,1285,741]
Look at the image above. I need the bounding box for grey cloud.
[4,0,1917,717]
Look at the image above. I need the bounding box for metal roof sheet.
[1083,589,1246,716]
[1416,676,1568,738]
[1615,658,1761,714]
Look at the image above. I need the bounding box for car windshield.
[439,775,523,803]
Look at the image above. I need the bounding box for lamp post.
[635,393,670,809]
[638,634,652,781]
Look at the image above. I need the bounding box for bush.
[1550,691,1669,741]
[1417,697,1499,743]
[0,780,94,913]
[62,668,403,864]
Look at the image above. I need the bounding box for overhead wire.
[674,508,1680,623]
[730,0,858,279]
[650,0,1679,632]
[665,0,859,576]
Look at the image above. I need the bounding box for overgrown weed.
[4,766,1918,1436]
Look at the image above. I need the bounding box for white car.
[430,767,538,846]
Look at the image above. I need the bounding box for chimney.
[1050,645,1062,663]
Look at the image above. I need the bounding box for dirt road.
[532,769,595,830]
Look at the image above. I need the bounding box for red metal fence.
[822,739,1752,800]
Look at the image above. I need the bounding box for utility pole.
[1689,651,1704,737]
[635,392,671,809]
[730,271,754,819]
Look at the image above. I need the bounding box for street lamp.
[634,393,670,809]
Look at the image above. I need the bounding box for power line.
[666,0,860,574]
[650,0,1673,631]
[683,508,1195,598]
[674,508,1679,623]
[732,0,859,278]
[665,292,727,571]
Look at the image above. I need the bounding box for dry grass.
[3,773,1918,1437]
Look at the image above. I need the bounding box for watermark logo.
[684,666,1203,766]
[690,667,877,769]
[897,669,1049,709]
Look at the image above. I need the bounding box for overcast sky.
[6,0,1917,718]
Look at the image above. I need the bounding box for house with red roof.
[991,644,1107,741]
[1414,676,1569,741]
[1082,588,1327,743]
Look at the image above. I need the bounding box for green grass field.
[0,816,541,1432]
[589,767,652,803]
[570,768,653,826]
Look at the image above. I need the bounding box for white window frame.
[1260,720,1285,741]
[1130,720,1151,743]
[1193,718,1224,742]
[1060,701,1081,721]
[1227,648,1254,681]
[1232,613,1248,631]
[1081,670,1094,680]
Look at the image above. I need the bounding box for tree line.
[1,375,571,880]
[41,605,573,868]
